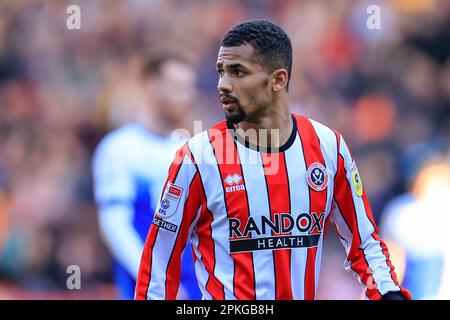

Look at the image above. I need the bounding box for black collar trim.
[226,115,297,153]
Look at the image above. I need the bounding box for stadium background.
[0,0,449,299]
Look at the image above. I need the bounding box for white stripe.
[236,141,276,300]
[362,236,401,295]
[189,131,236,300]
[283,135,308,300]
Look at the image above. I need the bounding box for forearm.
[353,234,402,297]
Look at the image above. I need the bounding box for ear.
[271,69,288,92]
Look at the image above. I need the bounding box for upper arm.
[92,139,135,205]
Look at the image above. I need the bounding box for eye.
[217,69,224,77]
[232,69,245,77]
[233,69,247,78]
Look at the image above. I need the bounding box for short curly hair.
[221,19,292,90]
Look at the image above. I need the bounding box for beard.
[225,99,272,125]
[226,100,271,126]
[225,103,247,124]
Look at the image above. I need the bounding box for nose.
[217,73,232,94]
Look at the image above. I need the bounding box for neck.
[232,98,292,149]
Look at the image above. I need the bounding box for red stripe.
[208,122,256,300]
[400,287,413,300]
[323,131,339,240]
[294,115,328,300]
[261,152,293,300]
[371,231,400,286]
[135,224,160,299]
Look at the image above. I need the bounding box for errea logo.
[224,173,242,185]
[224,173,245,193]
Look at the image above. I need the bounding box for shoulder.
[170,120,228,166]
[186,120,228,151]
[292,113,340,148]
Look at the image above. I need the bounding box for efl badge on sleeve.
[306,162,328,192]
[157,183,183,218]
[350,161,363,197]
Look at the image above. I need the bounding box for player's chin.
[225,110,246,124]
[224,103,246,122]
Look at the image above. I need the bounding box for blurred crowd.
[0,0,449,299]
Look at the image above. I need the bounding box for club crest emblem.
[306,162,328,192]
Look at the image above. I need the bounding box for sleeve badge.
[156,182,183,218]
[350,161,363,197]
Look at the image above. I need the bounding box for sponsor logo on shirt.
[168,185,182,197]
[350,161,363,197]
[224,173,246,193]
[153,217,178,232]
[157,182,183,218]
[306,162,328,192]
[228,212,325,253]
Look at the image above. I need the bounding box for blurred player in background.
[92,53,201,300]
[381,156,450,299]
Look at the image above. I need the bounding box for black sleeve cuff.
[382,291,407,300]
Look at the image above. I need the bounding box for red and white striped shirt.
[135,113,411,300]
